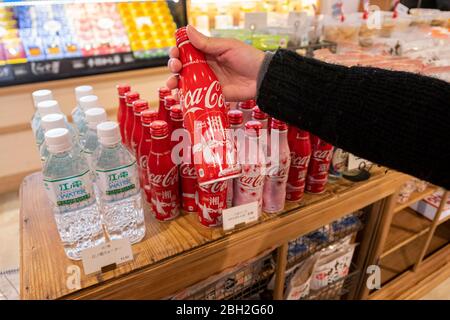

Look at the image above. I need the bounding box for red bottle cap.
[164,95,177,110]
[125,92,140,105]
[116,84,130,96]
[133,99,149,113]
[141,109,158,125]
[252,106,268,120]
[158,87,171,99]
[150,120,169,137]
[175,27,188,46]
[228,110,243,125]
[245,120,263,137]
[271,118,288,131]
[239,100,257,110]
[170,105,183,121]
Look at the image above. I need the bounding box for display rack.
[19,168,407,300]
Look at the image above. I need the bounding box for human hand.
[166,25,265,101]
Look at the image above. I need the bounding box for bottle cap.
[85,108,107,129]
[41,113,65,132]
[170,105,183,121]
[45,128,72,153]
[271,118,288,131]
[245,120,263,137]
[175,27,188,46]
[32,89,53,108]
[252,106,268,120]
[75,85,93,102]
[164,95,177,110]
[228,110,243,125]
[79,95,99,111]
[239,100,256,110]
[141,110,159,125]
[37,100,61,117]
[150,120,169,138]
[125,91,140,106]
[116,84,131,96]
[133,99,149,114]
[158,87,171,100]
[97,121,121,146]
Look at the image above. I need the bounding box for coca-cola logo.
[180,163,197,177]
[184,81,224,113]
[149,165,178,188]
[200,180,227,193]
[313,149,333,162]
[140,155,148,169]
[267,164,289,178]
[290,153,310,168]
[239,174,265,188]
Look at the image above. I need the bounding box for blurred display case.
[0,0,187,86]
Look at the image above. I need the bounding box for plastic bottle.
[31,89,53,135]
[81,107,107,169]
[77,95,101,138]
[35,100,68,147]
[42,128,105,260]
[94,122,146,243]
[72,85,94,135]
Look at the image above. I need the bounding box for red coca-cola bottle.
[131,99,149,154]
[165,96,177,133]
[169,105,183,137]
[157,87,171,122]
[175,27,240,186]
[286,127,311,201]
[238,100,256,124]
[252,106,269,130]
[139,109,158,201]
[148,120,180,221]
[116,84,130,144]
[124,91,140,149]
[197,180,228,227]
[305,135,334,194]
[226,109,244,208]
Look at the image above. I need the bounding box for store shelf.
[393,186,437,214]
[20,169,406,300]
[380,208,432,259]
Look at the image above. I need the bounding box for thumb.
[187,25,228,55]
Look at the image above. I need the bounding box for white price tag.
[244,12,267,31]
[81,239,133,275]
[222,201,259,232]
[347,154,372,171]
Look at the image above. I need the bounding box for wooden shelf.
[380,208,432,259]
[19,169,406,300]
[393,186,437,214]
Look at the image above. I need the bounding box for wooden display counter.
[19,168,407,300]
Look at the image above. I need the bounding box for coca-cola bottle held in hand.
[263,119,291,213]
[233,121,267,215]
[124,91,140,149]
[138,109,158,197]
[197,180,228,227]
[286,127,311,202]
[157,87,171,122]
[148,120,180,221]
[131,99,149,154]
[175,26,240,186]
[116,84,130,144]
[305,135,334,194]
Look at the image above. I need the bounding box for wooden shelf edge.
[380,227,430,259]
[393,186,437,214]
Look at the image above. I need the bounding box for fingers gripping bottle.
[94,122,146,244]
[138,109,158,197]
[263,119,291,213]
[175,27,241,186]
[148,120,180,221]
[286,128,311,202]
[42,128,105,260]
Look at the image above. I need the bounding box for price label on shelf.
[222,201,259,232]
[81,239,133,275]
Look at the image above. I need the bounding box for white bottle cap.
[32,90,53,108]
[97,121,120,146]
[41,113,66,132]
[37,100,61,117]
[75,85,94,102]
[79,95,99,111]
[45,128,72,153]
[85,108,107,129]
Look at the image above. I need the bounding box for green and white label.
[43,170,95,213]
[96,161,138,202]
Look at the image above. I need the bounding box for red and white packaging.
[157,87,171,123]
[233,121,267,214]
[124,91,140,149]
[410,191,450,221]
[305,135,334,194]
[139,109,158,201]
[175,27,241,186]
[148,120,180,221]
[286,128,311,202]
[116,84,130,144]
[263,119,291,213]
[197,180,228,227]
[238,100,256,124]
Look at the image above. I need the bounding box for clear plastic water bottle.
[35,100,70,147]
[40,113,80,163]
[80,107,107,169]
[93,121,146,244]
[72,85,94,136]
[76,94,101,138]
[31,89,53,135]
[42,128,105,260]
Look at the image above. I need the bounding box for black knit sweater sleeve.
[256,49,450,190]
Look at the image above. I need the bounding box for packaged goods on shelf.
[397,179,430,204]
[284,255,318,300]
[410,190,450,221]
